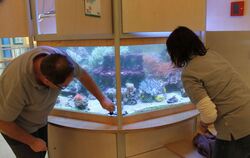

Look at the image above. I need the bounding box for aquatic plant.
[164,68,183,92]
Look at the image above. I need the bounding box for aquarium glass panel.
[1,38,11,45]
[54,44,190,117]
[3,48,12,58]
[0,37,29,75]
[118,44,190,116]
[55,46,116,115]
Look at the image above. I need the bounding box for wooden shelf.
[48,109,199,158]
[165,140,204,158]
[122,109,199,132]
[0,58,13,63]
[48,109,199,133]
[48,115,118,132]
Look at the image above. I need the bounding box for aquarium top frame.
[36,37,167,47]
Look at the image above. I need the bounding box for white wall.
[207,0,250,31]
[206,31,250,86]
[206,1,250,85]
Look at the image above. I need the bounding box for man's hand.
[100,97,115,112]
[29,138,47,152]
[0,120,47,152]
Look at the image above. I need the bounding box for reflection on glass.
[119,44,190,115]
[0,37,29,75]
[36,0,56,34]
[55,46,115,115]
[55,44,190,116]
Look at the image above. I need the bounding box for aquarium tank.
[55,44,190,116]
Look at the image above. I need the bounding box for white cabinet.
[48,110,199,158]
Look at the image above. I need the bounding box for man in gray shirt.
[0,46,115,158]
[166,26,250,158]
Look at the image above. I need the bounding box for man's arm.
[0,120,47,152]
[78,69,115,112]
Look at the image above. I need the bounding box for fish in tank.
[55,44,190,116]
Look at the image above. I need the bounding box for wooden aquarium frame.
[36,37,166,47]
[50,103,195,126]
[122,103,195,124]
[38,38,195,126]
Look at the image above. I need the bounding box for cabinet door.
[0,0,29,37]
[122,0,206,33]
[56,0,113,36]
[48,124,117,158]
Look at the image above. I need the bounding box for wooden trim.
[48,115,118,133]
[0,58,13,63]
[120,37,166,46]
[123,104,195,124]
[36,37,167,47]
[121,109,199,132]
[34,33,114,41]
[50,104,195,126]
[48,109,199,132]
[37,39,114,47]
[50,109,117,125]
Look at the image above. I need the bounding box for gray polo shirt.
[0,46,82,133]
[182,50,250,140]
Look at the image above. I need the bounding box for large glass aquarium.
[54,44,191,120]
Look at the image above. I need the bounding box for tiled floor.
[0,134,15,158]
[0,134,48,158]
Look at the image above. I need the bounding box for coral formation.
[93,54,145,88]
[139,78,164,102]
[123,83,138,105]
[73,93,88,110]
